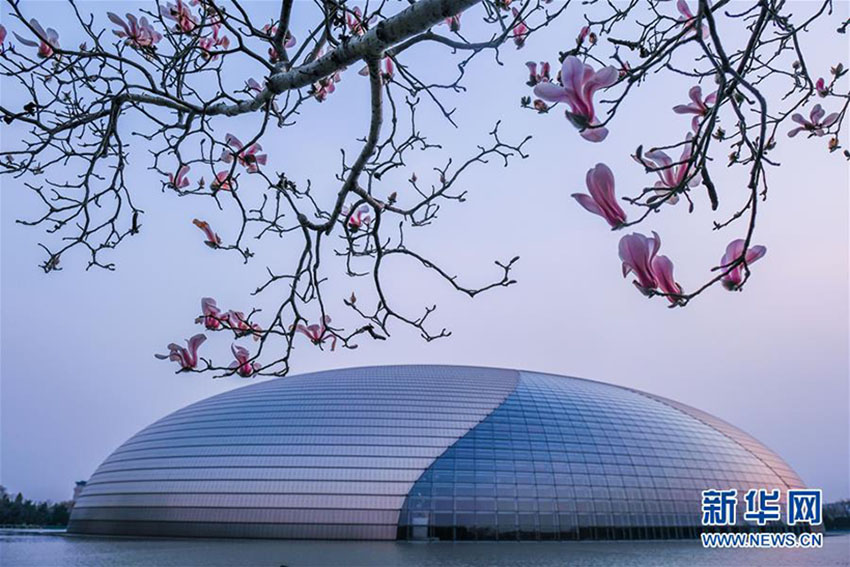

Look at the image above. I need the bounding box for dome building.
[68,365,807,540]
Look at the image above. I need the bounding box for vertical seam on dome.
[395,370,522,533]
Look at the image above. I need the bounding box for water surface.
[1,531,848,566]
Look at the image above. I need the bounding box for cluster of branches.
[0,0,846,377]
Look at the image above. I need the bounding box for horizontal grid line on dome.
[117,438,470,450]
[103,446,446,458]
[141,420,486,432]
[93,462,443,471]
[165,402,504,417]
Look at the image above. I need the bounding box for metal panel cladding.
[68,365,519,538]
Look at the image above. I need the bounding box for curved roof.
[68,365,805,540]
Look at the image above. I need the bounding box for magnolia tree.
[0,0,847,377]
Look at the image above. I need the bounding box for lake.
[1,530,848,566]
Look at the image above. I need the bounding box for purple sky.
[1,1,848,503]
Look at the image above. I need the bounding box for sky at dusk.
[1,1,848,504]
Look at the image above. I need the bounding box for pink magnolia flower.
[787,104,839,137]
[108,12,162,48]
[210,171,234,191]
[571,163,627,228]
[676,0,708,37]
[195,297,223,330]
[532,99,548,113]
[638,134,700,205]
[198,23,230,59]
[719,239,766,290]
[221,134,267,173]
[230,344,260,377]
[619,231,681,299]
[358,57,394,83]
[168,165,191,189]
[511,9,529,48]
[160,0,198,34]
[525,61,550,87]
[155,334,206,371]
[442,13,462,32]
[815,77,829,97]
[342,205,371,232]
[14,20,60,59]
[577,25,590,45]
[651,254,683,304]
[192,219,221,248]
[295,316,336,350]
[0,25,6,48]
[225,310,262,340]
[346,6,373,36]
[311,71,342,102]
[261,24,296,63]
[673,85,717,132]
[533,56,618,142]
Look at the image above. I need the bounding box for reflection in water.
[1,531,848,567]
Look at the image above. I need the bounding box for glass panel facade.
[397,371,806,541]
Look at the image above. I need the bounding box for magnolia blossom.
[210,171,234,191]
[618,232,681,301]
[442,13,462,32]
[295,316,336,350]
[261,24,296,62]
[511,9,529,48]
[677,0,708,37]
[525,61,550,86]
[230,344,259,377]
[247,78,264,94]
[815,78,829,97]
[638,135,700,205]
[193,219,221,248]
[247,78,264,93]
[160,0,198,34]
[14,20,60,59]
[342,205,371,232]
[719,239,767,290]
[533,56,618,142]
[358,57,394,83]
[787,104,839,137]
[532,99,548,113]
[221,134,267,173]
[226,310,262,340]
[168,165,191,189]
[199,23,230,59]
[195,297,222,330]
[155,334,206,371]
[247,78,281,113]
[108,12,162,48]
[311,72,341,102]
[673,85,717,132]
[0,25,6,48]
[651,254,683,304]
[571,163,627,228]
[346,7,372,36]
